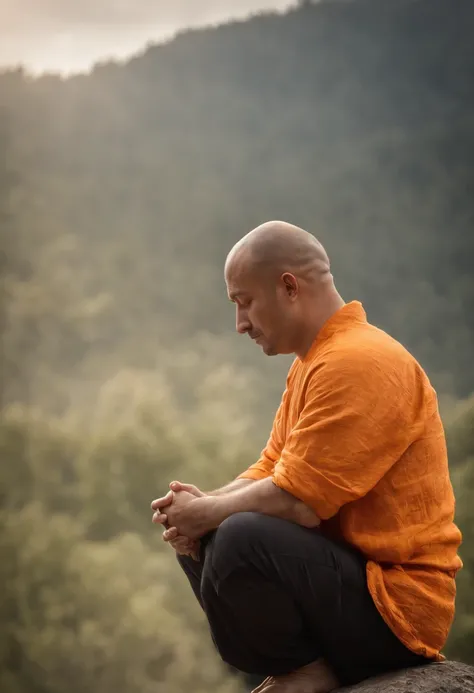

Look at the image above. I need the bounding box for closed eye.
[230,295,251,308]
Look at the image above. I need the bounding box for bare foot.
[251,659,339,693]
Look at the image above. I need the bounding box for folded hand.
[151,480,208,557]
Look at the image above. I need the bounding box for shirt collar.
[301,301,367,363]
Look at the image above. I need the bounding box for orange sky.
[0,0,295,74]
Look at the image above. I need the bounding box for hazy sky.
[0,0,295,75]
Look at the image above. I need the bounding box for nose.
[236,306,251,334]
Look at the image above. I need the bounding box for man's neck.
[295,292,345,360]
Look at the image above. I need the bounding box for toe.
[251,676,273,692]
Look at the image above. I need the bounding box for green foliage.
[0,386,473,693]
[445,398,474,664]
[0,0,473,408]
[0,502,242,693]
[0,380,254,693]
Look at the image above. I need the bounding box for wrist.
[209,494,232,526]
[274,486,321,527]
[200,494,230,530]
[273,485,300,520]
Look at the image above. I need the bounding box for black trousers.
[177,512,428,687]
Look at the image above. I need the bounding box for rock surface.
[340,661,474,693]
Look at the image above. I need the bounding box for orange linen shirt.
[238,301,462,660]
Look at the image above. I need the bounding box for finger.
[190,542,201,561]
[169,480,203,497]
[152,512,168,525]
[151,490,173,511]
[170,539,195,555]
[170,538,192,551]
[169,535,189,547]
[163,527,179,541]
[169,480,192,492]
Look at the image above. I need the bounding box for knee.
[215,511,270,550]
[211,512,280,580]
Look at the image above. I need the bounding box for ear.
[281,273,298,299]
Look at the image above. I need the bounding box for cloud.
[0,0,294,73]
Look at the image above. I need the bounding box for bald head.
[225,220,332,287]
[225,220,343,358]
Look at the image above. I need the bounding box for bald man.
[151,221,462,693]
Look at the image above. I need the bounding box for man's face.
[225,255,296,356]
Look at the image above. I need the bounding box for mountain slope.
[1,0,473,407]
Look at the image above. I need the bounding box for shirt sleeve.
[237,388,288,481]
[273,353,423,520]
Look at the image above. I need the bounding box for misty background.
[0,0,293,73]
[1,1,473,692]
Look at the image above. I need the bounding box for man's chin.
[253,336,278,356]
[261,343,278,356]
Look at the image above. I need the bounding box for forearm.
[212,477,319,527]
[207,478,255,496]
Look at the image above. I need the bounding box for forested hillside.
[1,0,474,408]
[0,1,473,691]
